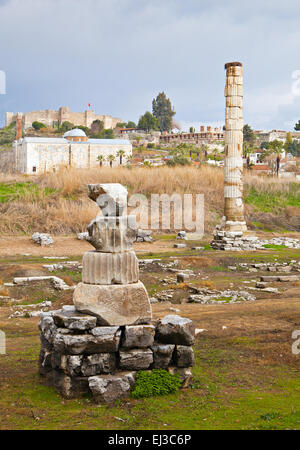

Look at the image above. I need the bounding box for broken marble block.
[49,370,90,399]
[119,348,153,371]
[73,281,152,326]
[122,325,155,349]
[53,328,121,354]
[81,353,117,377]
[32,232,54,246]
[156,315,195,346]
[38,314,57,345]
[52,309,97,331]
[87,216,137,253]
[174,345,195,368]
[88,371,136,404]
[87,183,128,217]
[151,344,175,369]
[52,353,83,377]
[82,250,139,285]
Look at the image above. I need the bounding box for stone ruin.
[210,62,258,251]
[38,183,195,403]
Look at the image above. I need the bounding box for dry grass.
[0,166,299,235]
[40,165,224,197]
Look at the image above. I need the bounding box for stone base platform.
[73,281,152,326]
[210,230,262,251]
[38,307,195,403]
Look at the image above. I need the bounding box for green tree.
[166,156,191,166]
[152,92,175,132]
[97,154,104,167]
[60,121,74,132]
[91,119,104,134]
[126,121,136,128]
[288,140,300,156]
[284,132,293,153]
[243,124,256,146]
[267,139,283,154]
[74,125,90,135]
[32,121,46,130]
[137,112,159,132]
[117,149,126,165]
[260,141,269,149]
[294,120,300,131]
[107,154,115,167]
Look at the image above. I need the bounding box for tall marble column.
[223,62,247,232]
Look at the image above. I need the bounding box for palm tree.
[117,149,126,165]
[202,144,209,160]
[107,154,115,168]
[97,154,104,167]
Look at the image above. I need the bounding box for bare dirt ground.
[0,236,179,257]
[0,234,299,429]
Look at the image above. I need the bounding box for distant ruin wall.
[5,107,122,130]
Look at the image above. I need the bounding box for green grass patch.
[211,266,227,272]
[245,184,300,213]
[131,370,182,399]
[262,244,287,250]
[0,182,56,203]
[152,234,177,240]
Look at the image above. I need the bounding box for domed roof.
[63,128,87,138]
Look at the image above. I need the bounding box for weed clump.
[131,369,182,399]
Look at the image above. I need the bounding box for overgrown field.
[0,243,299,430]
[0,166,299,234]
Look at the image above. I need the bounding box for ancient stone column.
[224,62,247,232]
[73,183,152,326]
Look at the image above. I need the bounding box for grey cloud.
[0,0,300,130]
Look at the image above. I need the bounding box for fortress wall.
[5,108,122,130]
[23,110,59,129]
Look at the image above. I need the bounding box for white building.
[13,129,132,174]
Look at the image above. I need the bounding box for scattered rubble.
[32,233,54,246]
[176,231,187,240]
[77,232,89,240]
[136,229,152,242]
[177,273,190,283]
[188,289,256,304]
[43,261,82,272]
[9,301,52,319]
[231,261,300,273]
[211,232,300,251]
[13,276,73,290]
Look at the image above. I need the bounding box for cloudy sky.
[1,0,300,131]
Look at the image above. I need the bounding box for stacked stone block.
[73,184,151,326]
[211,229,264,251]
[38,183,195,403]
[39,309,195,403]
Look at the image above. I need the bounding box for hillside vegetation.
[0,166,299,235]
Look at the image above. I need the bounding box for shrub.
[32,121,46,130]
[131,369,182,399]
[166,156,191,166]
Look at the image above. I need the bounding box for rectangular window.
[32,166,36,172]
